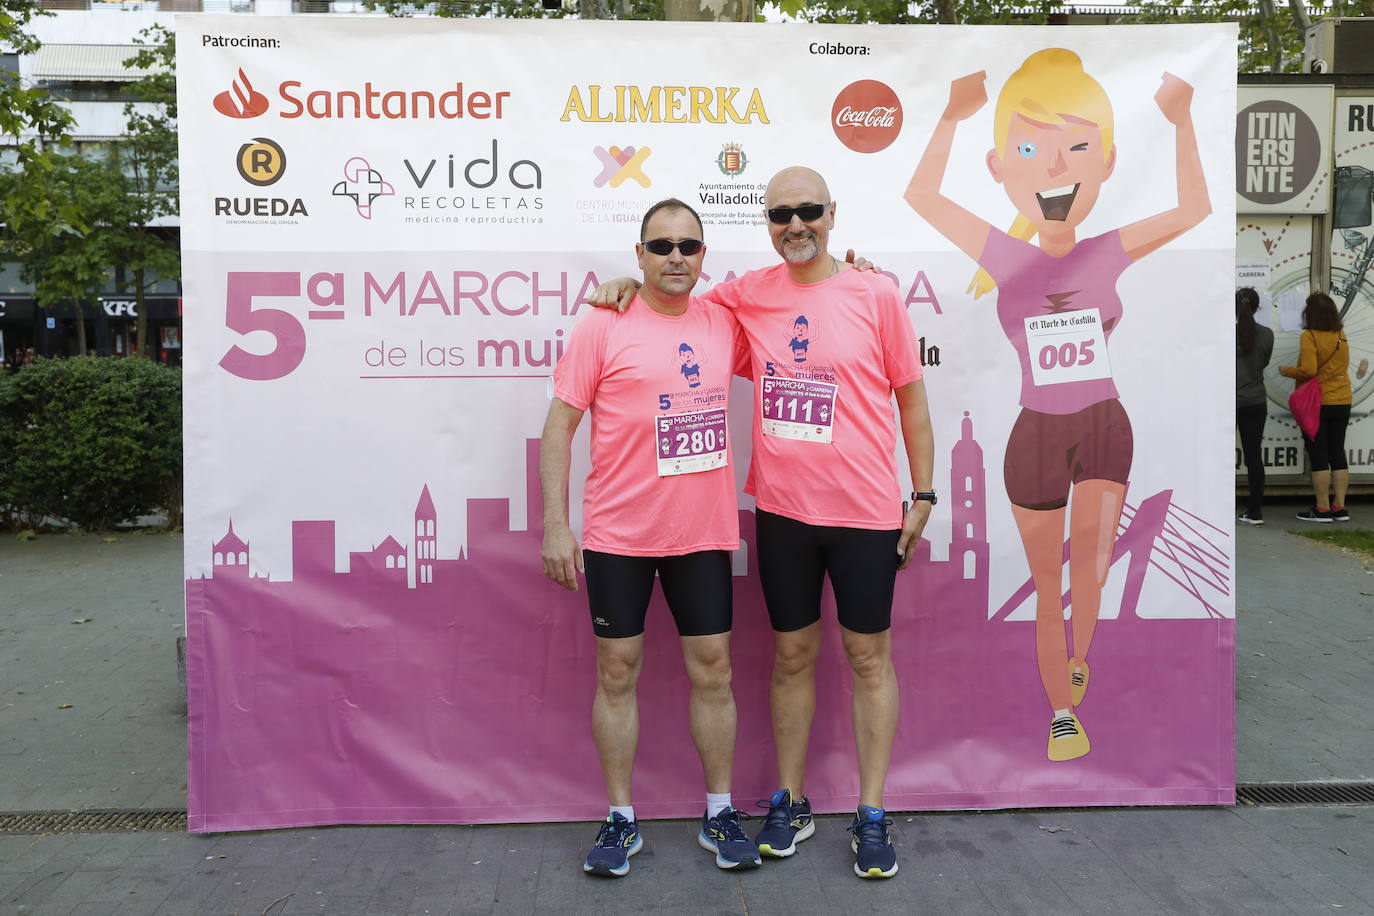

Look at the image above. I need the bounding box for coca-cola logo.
[830,80,902,154]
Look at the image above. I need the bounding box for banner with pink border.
[177,17,1238,832]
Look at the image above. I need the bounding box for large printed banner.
[179,17,1238,832]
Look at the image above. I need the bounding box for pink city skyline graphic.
[186,412,1234,833]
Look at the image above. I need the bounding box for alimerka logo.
[831,79,902,154]
[214,69,269,119]
[333,157,395,219]
[562,85,768,124]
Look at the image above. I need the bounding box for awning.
[33,44,165,82]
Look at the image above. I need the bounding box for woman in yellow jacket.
[1280,292,1352,522]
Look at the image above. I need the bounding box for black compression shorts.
[582,549,732,639]
[755,509,900,635]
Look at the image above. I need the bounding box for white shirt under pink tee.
[705,264,923,530]
[553,295,744,556]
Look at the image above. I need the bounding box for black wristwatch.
[911,490,938,506]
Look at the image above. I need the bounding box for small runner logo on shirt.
[676,341,704,388]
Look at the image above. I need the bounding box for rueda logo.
[236,137,285,186]
[831,80,902,154]
[214,68,269,119]
[593,145,651,189]
[332,156,394,219]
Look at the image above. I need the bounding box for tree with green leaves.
[363,0,663,18]
[0,0,81,342]
[0,153,128,356]
[115,24,181,359]
[1133,0,1367,73]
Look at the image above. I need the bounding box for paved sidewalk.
[3,807,1373,915]
[1,512,1372,914]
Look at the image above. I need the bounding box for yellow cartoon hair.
[970,48,1115,298]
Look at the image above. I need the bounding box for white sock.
[1053,708,1071,721]
[609,805,635,823]
[706,793,732,818]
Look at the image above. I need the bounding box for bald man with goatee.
[594,167,936,879]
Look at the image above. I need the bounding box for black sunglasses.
[642,237,704,256]
[766,202,830,225]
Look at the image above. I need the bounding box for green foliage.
[363,0,662,18]
[0,1,78,245]
[776,0,1062,24]
[0,357,182,531]
[1130,0,1364,72]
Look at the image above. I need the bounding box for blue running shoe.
[848,805,897,879]
[698,807,762,869]
[583,813,642,877]
[753,789,814,858]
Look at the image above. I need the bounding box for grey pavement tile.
[406,894,456,916]
[974,876,1079,916]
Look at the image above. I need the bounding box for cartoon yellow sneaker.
[1047,713,1091,762]
[1068,658,1090,706]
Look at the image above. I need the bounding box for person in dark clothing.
[1235,288,1273,525]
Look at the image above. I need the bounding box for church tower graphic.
[211,521,251,578]
[415,484,437,586]
[904,410,990,618]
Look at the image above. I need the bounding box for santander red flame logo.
[213,69,270,119]
[830,79,902,154]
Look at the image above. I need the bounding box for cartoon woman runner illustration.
[904,49,1210,761]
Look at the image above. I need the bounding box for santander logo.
[830,80,902,154]
[214,69,269,119]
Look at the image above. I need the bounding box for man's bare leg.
[592,635,643,806]
[770,622,821,794]
[841,626,897,810]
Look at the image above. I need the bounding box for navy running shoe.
[698,807,762,869]
[848,805,897,879]
[753,789,814,857]
[583,813,642,877]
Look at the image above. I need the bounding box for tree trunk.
[663,0,754,21]
[937,0,958,24]
[134,267,150,359]
[72,300,87,356]
[1256,0,1284,73]
[579,0,611,17]
[1285,0,1311,34]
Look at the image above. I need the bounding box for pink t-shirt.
[980,228,1131,415]
[553,295,743,556]
[705,264,923,530]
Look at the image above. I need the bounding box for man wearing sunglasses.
[591,167,935,880]
[540,198,761,878]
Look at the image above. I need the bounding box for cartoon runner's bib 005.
[761,376,837,443]
[1023,308,1113,387]
[655,408,728,476]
